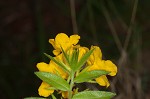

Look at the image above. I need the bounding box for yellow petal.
[53,49,61,56]
[104,60,117,76]
[91,46,102,60]
[53,64,68,79]
[61,91,68,98]
[55,33,70,50]
[87,62,100,71]
[49,55,68,79]
[89,60,117,76]
[69,35,80,45]
[49,39,56,49]
[49,33,80,55]
[36,62,51,72]
[78,46,89,61]
[87,46,102,65]
[96,75,110,87]
[87,59,105,71]
[38,82,54,97]
[49,39,61,55]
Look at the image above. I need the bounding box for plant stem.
[70,0,78,34]
[68,72,75,99]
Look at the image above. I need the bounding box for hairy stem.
[68,72,74,99]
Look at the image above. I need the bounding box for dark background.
[0,0,150,99]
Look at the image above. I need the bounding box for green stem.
[68,72,75,99]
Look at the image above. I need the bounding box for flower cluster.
[36,33,117,98]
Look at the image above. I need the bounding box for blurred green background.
[0,0,150,99]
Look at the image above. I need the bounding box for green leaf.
[72,91,116,99]
[61,47,70,65]
[70,50,76,66]
[70,49,79,71]
[74,70,109,83]
[51,94,57,99]
[44,53,70,73]
[35,72,70,91]
[75,49,94,71]
[24,97,46,99]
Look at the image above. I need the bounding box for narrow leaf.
[51,94,57,99]
[35,72,70,91]
[72,91,116,99]
[44,53,70,73]
[74,70,109,83]
[70,49,79,71]
[70,50,76,66]
[75,49,94,71]
[61,47,70,65]
[74,49,79,63]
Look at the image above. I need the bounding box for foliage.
[25,33,117,99]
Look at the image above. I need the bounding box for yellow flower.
[36,33,117,98]
[87,46,102,65]
[38,82,54,97]
[78,46,89,61]
[66,45,89,62]
[36,55,68,97]
[36,62,53,73]
[87,46,117,87]
[95,75,110,87]
[36,62,54,97]
[102,60,117,76]
[49,33,80,55]
[52,54,68,79]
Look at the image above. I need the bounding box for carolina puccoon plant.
[25,33,117,99]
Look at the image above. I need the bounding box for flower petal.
[104,60,117,76]
[49,39,61,55]
[87,46,102,65]
[55,33,70,50]
[49,33,80,56]
[49,39,56,49]
[69,35,80,45]
[49,55,68,79]
[87,62,100,71]
[78,46,89,61]
[37,62,51,72]
[91,46,102,60]
[38,82,54,97]
[53,49,61,56]
[96,75,110,87]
